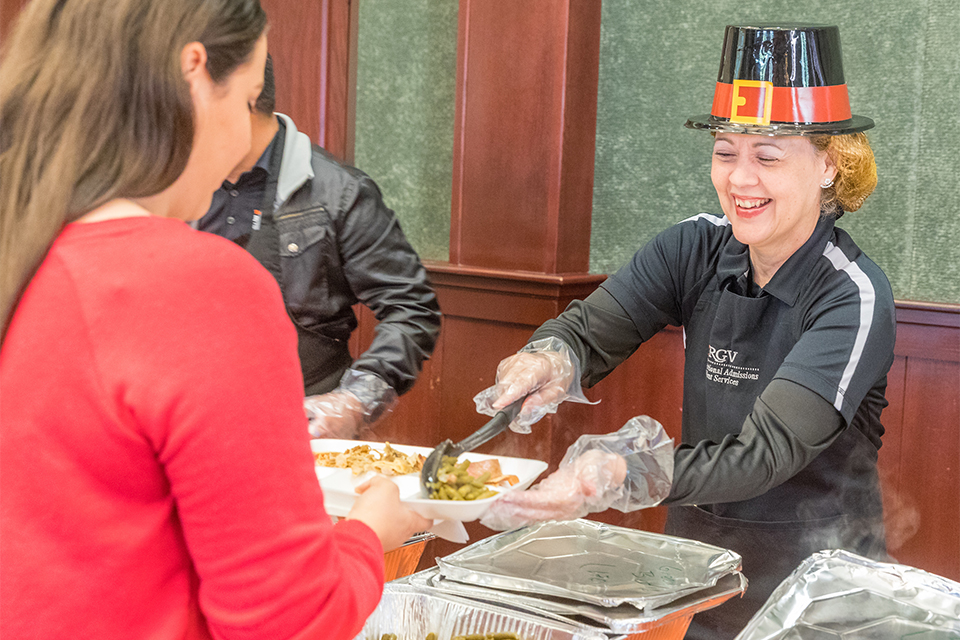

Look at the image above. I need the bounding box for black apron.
[673,266,888,637]
[243,134,353,396]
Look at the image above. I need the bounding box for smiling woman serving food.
[473,24,895,637]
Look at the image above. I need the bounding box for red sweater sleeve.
[74,220,384,639]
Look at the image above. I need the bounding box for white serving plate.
[312,439,548,522]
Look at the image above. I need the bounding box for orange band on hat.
[711,81,852,125]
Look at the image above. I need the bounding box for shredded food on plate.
[314,443,424,476]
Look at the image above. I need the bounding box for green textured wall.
[354,0,457,262]
[592,0,960,303]
[354,1,960,303]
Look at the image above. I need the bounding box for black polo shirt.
[197,121,283,245]
[604,213,895,432]
[534,212,896,521]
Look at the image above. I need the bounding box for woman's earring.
[820,178,835,189]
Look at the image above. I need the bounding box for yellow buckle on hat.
[730,79,774,126]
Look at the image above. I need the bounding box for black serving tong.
[420,397,525,498]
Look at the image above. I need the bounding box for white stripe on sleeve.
[822,241,876,412]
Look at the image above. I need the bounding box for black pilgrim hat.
[685,24,874,135]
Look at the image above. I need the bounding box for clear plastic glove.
[304,391,366,439]
[480,415,675,531]
[473,337,597,434]
[304,369,398,439]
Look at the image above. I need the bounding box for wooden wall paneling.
[423,263,606,464]
[426,264,606,323]
[261,0,356,161]
[368,344,444,448]
[894,355,959,579]
[451,0,601,273]
[556,0,603,271]
[357,265,605,452]
[436,317,550,455]
[880,303,960,579]
[877,355,909,553]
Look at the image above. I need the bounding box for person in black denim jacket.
[198,55,441,438]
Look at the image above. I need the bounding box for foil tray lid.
[736,549,960,639]
[435,519,742,609]
[405,567,747,634]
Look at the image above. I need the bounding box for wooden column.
[360,0,607,465]
[260,0,358,161]
[450,0,602,273]
[368,0,609,560]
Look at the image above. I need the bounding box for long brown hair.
[0,0,267,343]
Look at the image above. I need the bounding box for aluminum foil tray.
[405,567,747,634]
[352,583,610,640]
[736,549,960,639]
[436,519,742,610]
[384,532,435,582]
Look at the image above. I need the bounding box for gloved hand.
[304,369,398,439]
[304,390,367,439]
[473,337,596,434]
[480,415,675,531]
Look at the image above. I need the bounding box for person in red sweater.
[0,2,430,639]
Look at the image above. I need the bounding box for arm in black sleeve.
[664,378,845,505]
[337,177,441,395]
[530,285,645,387]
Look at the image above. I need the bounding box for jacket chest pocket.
[276,209,337,316]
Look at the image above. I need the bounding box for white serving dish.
[312,439,548,522]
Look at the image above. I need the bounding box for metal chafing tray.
[353,582,610,640]
[736,549,960,639]
[436,519,743,610]
[405,567,747,635]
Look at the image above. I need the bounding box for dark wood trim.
[423,261,605,327]
[424,260,607,295]
[894,301,960,362]
[894,300,960,326]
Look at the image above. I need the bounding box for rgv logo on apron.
[705,345,760,387]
